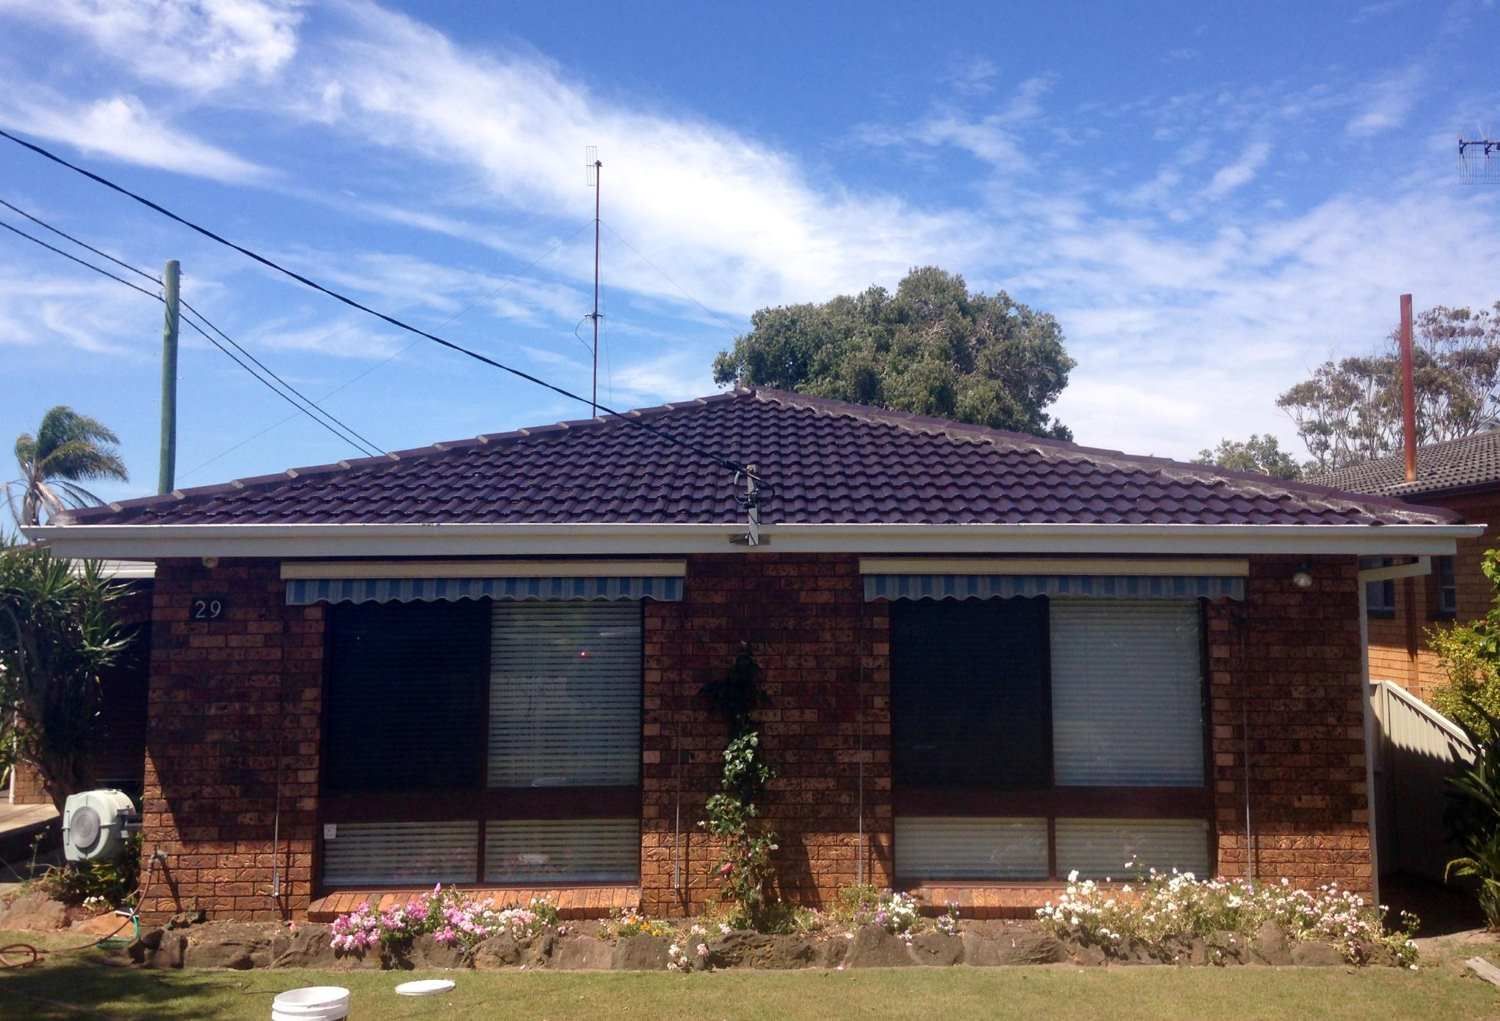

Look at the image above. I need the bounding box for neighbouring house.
[1315,429,1500,703]
[24,388,1479,924]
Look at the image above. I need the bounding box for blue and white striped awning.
[863,574,1244,602]
[286,575,683,605]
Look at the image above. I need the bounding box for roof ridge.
[746,387,1448,522]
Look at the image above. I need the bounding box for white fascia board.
[280,558,686,580]
[22,521,1482,560]
[859,557,1251,576]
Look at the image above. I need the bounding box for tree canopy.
[1193,434,1302,480]
[1278,303,1500,472]
[8,406,129,526]
[712,267,1075,438]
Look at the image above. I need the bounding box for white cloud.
[856,75,1056,172]
[0,0,302,92]
[277,4,984,316]
[0,90,270,182]
[944,57,999,96]
[1203,141,1272,198]
[1345,66,1424,136]
[0,269,157,355]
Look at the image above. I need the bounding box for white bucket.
[271,986,350,1021]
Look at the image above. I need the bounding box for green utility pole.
[158,259,180,495]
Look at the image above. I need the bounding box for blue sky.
[1,0,1498,509]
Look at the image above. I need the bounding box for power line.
[0,127,762,484]
[0,208,381,459]
[0,219,158,301]
[0,196,161,286]
[179,298,384,455]
[183,219,596,480]
[177,308,381,457]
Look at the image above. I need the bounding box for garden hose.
[0,854,157,969]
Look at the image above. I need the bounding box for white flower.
[1067,870,1080,883]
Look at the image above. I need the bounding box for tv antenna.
[585,146,603,415]
[1459,137,1498,183]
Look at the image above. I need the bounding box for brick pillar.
[1208,555,1372,895]
[640,554,892,915]
[139,559,322,922]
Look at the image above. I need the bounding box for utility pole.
[589,154,602,417]
[158,259,180,494]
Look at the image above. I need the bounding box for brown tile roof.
[63,388,1454,527]
[1311,429,1500,499]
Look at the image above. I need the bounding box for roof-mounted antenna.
[1459,136,1498,183]
[732,464,763,546]
[585,146,603,417]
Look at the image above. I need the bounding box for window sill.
[308,883,640,921]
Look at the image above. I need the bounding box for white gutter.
[22,521,1480,559]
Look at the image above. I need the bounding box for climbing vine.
[700,643,778,927]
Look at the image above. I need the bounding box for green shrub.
[35,833,141,909]
[1445,702,1500,929]
[1430,550,1500,743]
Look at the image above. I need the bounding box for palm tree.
[7,407,129,526]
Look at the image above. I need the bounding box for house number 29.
[191,596,227,621]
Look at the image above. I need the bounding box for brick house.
[25,389,1478,923]
[1315,429,1500,704]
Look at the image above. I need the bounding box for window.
[892,597,1210,882]
[325,601,488,793]
[489,603,641,787]
[1434,556,1457,618]
[891,599,1049,789]
[1050,601,1204,787]
[321,600,641,888]
[1360,557,1395,618]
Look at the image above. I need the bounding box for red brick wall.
[137,552,1374,920]
[1368,488,1500,703]
[640,554,891,915]
[138,559,322,922]
[1208,556,1372,895]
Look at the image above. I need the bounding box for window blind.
[1055,818,1210,879]
[891,599,1050,788]
[484,819,639,884]
[322,820,479,886]
[325,601,488,792]
[894,817,1049,880]
[1049,599,1204,787]
[488,603,642,788]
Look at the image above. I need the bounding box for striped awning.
[863,574,1244,602]
[286,575,683,606]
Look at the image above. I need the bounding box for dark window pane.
[891,598,1049,788]
[1437,556,1457,616]
[326,600,488,792]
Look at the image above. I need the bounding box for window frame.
[890,596,1215,884]
[1432,555,1458,620]
[1361,557,1396,619]
[316,598,644,890]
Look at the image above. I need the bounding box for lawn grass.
[2,931,1498,1020]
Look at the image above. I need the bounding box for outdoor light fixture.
[1291,563,1314,590]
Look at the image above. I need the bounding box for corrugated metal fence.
[1371,680,1475,881]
